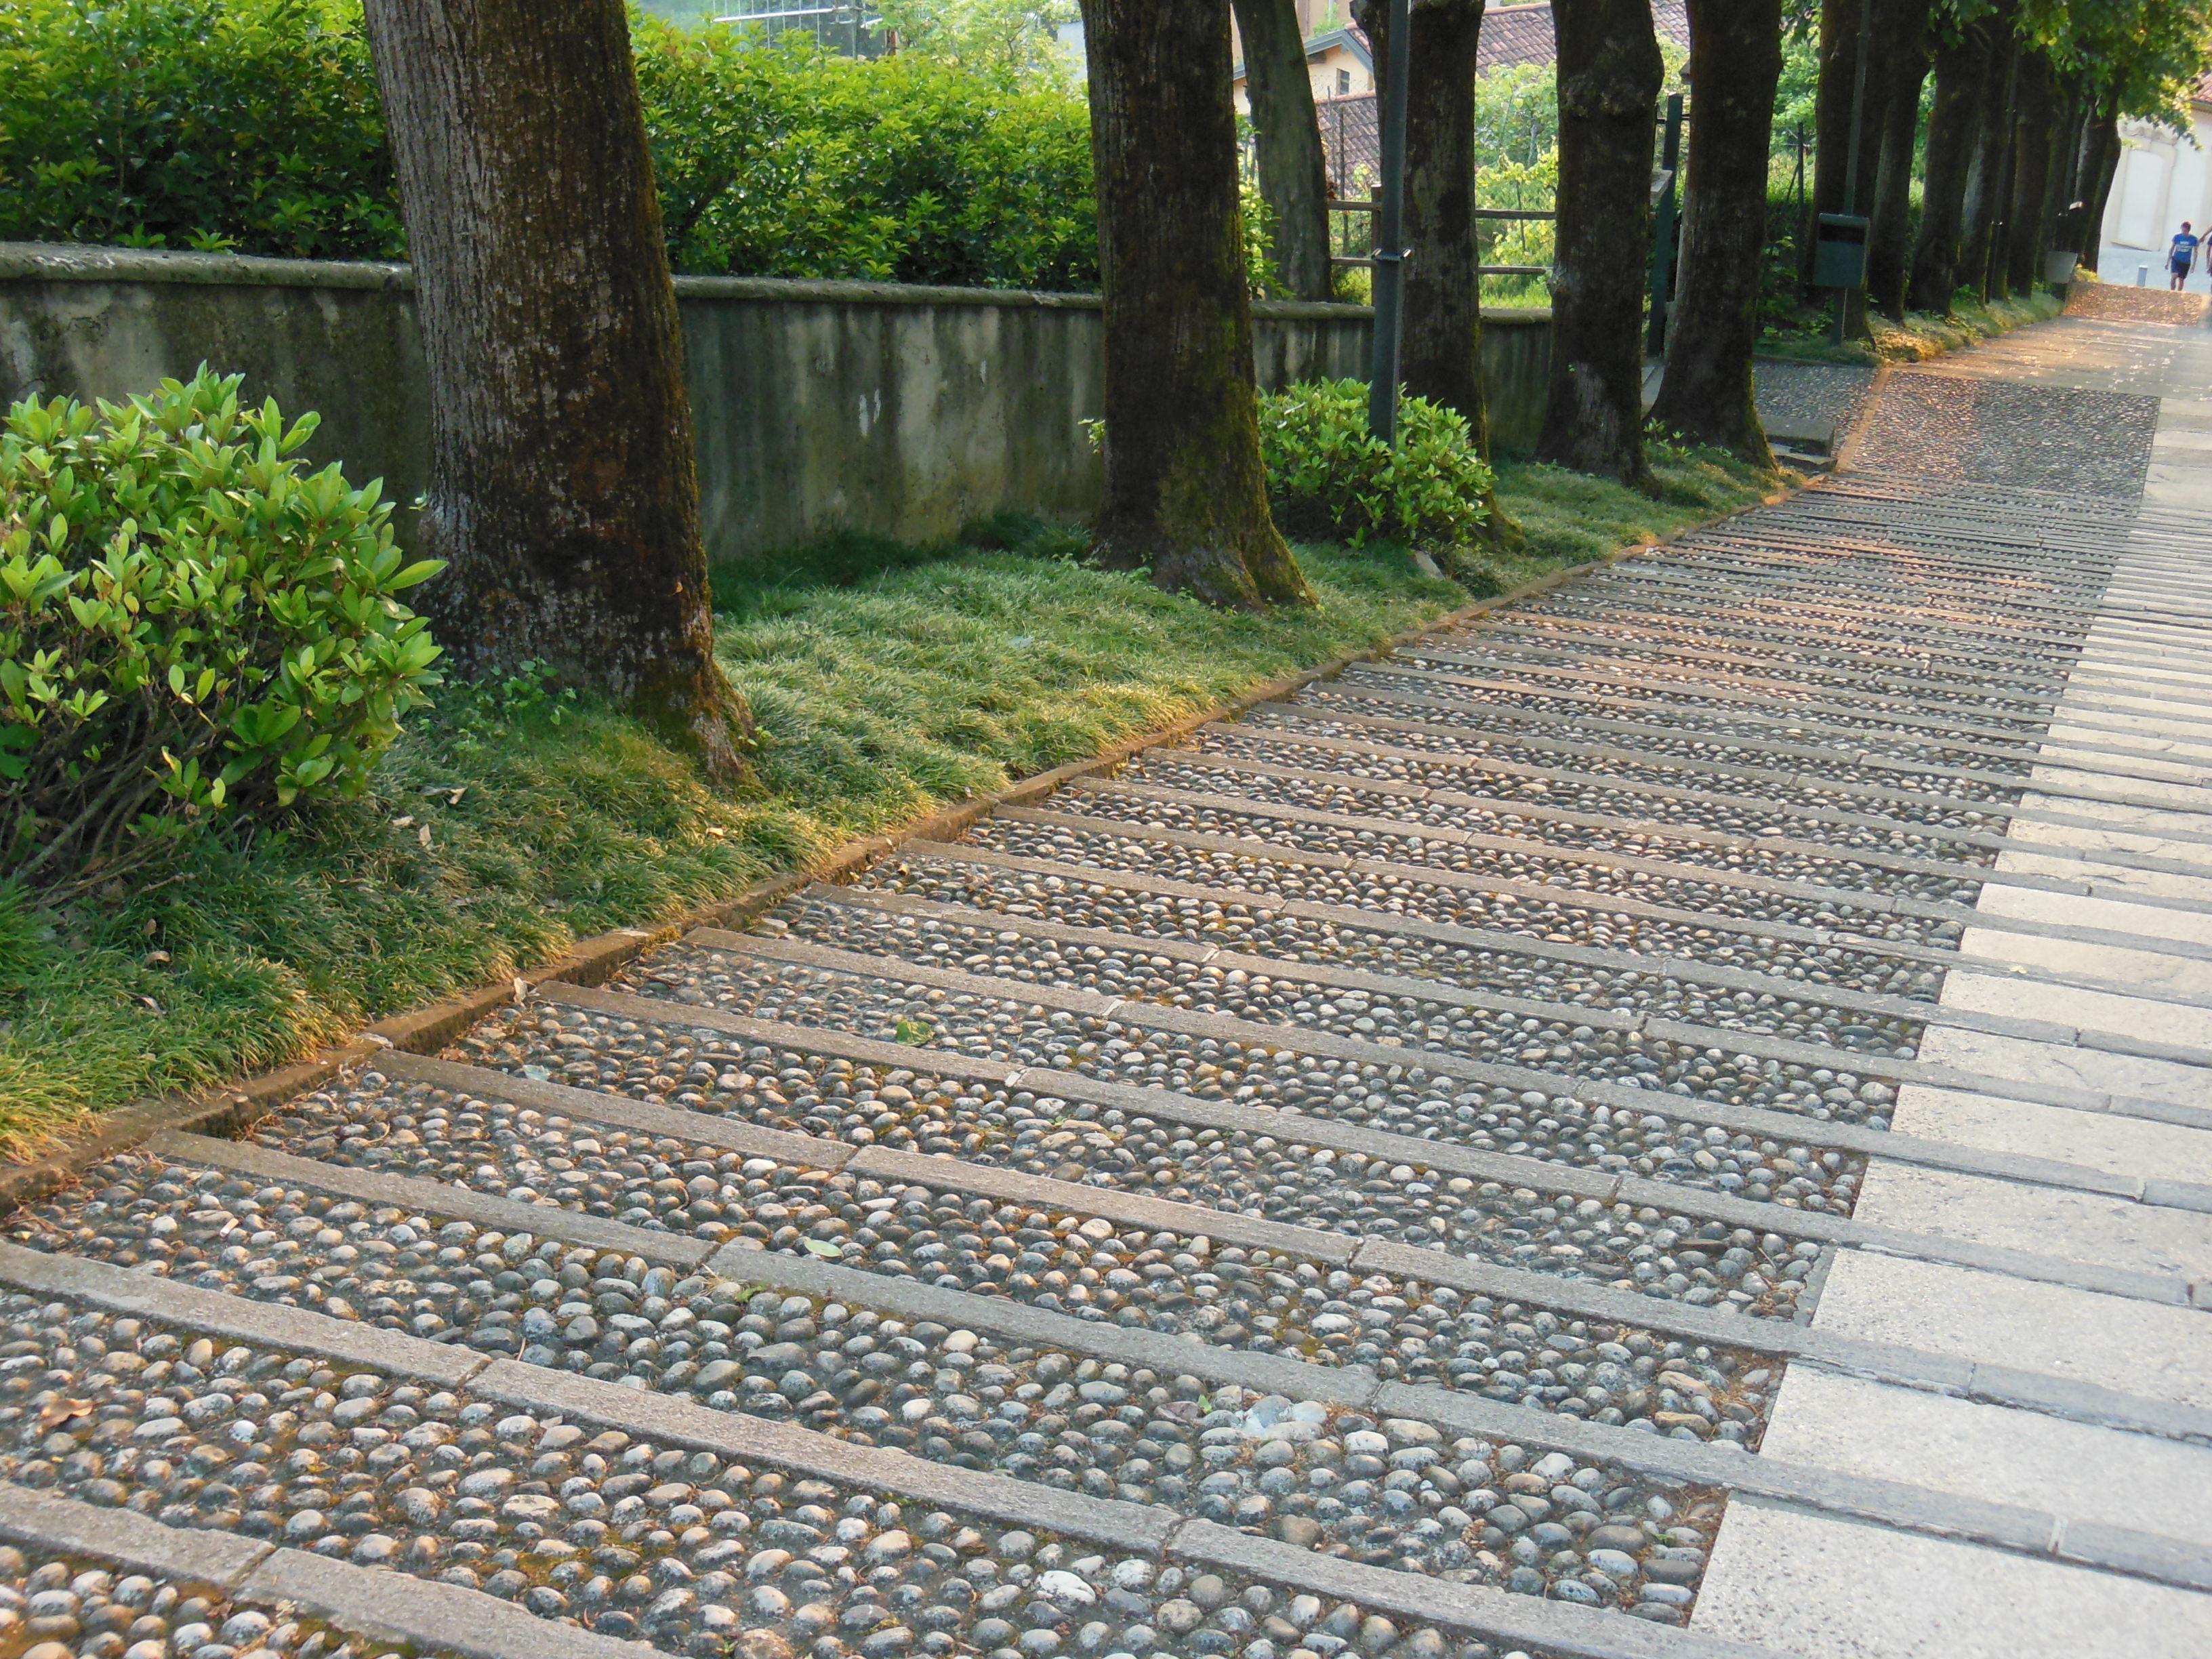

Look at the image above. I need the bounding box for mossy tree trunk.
[1958,13,2020,300]
[359,0,750,783]
[1355,0,1523,549]
[1907,12,1989,312]
[1537,0,1664,488]
[1650,0,1782,465]
[2074,105,2121,274]
[1080,0,1313,608]
[2004,51,2057,294]
[1866,0,1932,320]
[1233,0,1334,300]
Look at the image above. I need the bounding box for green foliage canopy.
[0,0,1100,289]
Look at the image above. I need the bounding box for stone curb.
[0,1479,662,1659]
[0,1244,1795,1659]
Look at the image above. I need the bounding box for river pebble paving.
[0,1292,1671,1658]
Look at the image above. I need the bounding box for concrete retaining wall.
[0,242,1551,564]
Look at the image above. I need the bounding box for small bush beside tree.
[0,369,443,894]
[1258,380,1497,557]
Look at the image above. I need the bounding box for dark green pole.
[1367,0,1412,445]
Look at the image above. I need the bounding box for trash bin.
[1813,213,1870,289]
[2044,250,2081,286]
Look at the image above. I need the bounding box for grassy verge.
[1756,290,2064,365]
[1,454,1781,1160]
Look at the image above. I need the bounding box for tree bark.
[1355,0,1523,548]
[1649,0,1782,463]
[1081,0,1313,607]
[1958,14,2020,300]
[359,0,750,781]
[2075,105,2121,273]
[2004,51,2057,293]
[1906,13,1986,312]
[1233,0,1334,299]
[1866,0,1932,319]
[1538,0,1664,487]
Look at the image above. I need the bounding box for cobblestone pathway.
[9,304,2212,1659]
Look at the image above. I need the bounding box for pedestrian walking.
[2171,222,2201,291]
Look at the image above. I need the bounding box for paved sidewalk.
[5,306,2211,1659]
[1691,303,2212,1655]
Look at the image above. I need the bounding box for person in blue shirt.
[2172,223,2200,290]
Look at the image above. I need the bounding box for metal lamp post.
[1366,0,1412,446]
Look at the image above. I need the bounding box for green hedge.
[0,0,1099,289]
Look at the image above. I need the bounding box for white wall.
[2097,110,2212,290]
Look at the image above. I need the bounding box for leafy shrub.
[0,3,1303,297]
[0,368,443,891]
[0,0,1103,290]
[636,23,1097,290]
[1258,380,1496,552]
[0,0,399,259]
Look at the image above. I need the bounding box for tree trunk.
[1082,0,1313,607]
[2004,52,2057,294]
[2039,77,2085,250]
[359,0,750,781]
[1866,0,1931,319]
[1232,0,1334,299]
[1958,15,2019,300]
[2076,105,2121,273]
[1355,0,1523,548]
[1649,0,1782,464]
[1906,14,1986,312]
[1538,0,1664,487]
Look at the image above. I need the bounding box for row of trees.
[363,0,2208,785]
[1815,0,2212,320]
[1228,0,2209,489]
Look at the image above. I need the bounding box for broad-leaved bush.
[1258,380,1496,552]
[0,369,443,890]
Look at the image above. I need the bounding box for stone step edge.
[0,1476,657,1659]
[1569,562,2106,631]
[0,1242,1783,1659]
[1373,649,2084,755]
[371,1047,2212,1450]
[996,804,1957,971]
[1069,774,2212,951]
[1335,664,2212,811]
[668,931,2212,1227]
[1345,659,2176,796]
[123,1128,2212,1601]
[1065,776,1978,930]
[904,834,2212,1118]
[821,855,2212,1097]
[1248,701,2212,851]
[1132,746,2212,959]
[1212,717,2212,888]
[1422,619,2072,712]
[1399,638,2072,725]
[1132,742,2033,893]
[1012,794,2212,1032]
[1294,677,2198,811]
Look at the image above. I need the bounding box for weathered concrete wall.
[0,242,1551,563]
